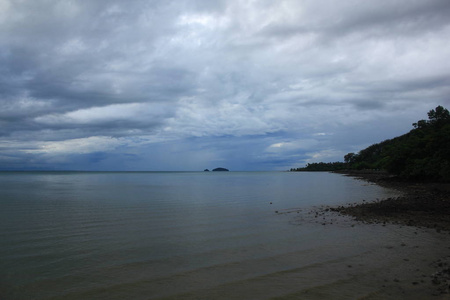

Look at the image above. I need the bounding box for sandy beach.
[300,171,450,299]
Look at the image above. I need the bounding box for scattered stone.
[432,278,441,285]
[330,171,450,232]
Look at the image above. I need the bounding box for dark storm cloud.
[1,0,449,170]
[261,0,450,40]
[0,0,200,142]
[324,0,450,38]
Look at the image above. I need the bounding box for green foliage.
[350,105,450,181]
[427,105,450,126]
[344,153,356,163]
[291,105,450,181]
[291,162,348,172]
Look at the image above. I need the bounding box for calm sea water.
[0,171,399,299]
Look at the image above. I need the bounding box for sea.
[0,171,404,299]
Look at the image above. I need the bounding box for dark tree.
[427,105,450,127]
[344,152,357,164]
[292,105,450,181]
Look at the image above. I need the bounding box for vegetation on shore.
[291,161,348,172]
[291,106,450,181]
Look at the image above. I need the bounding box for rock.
[212,167,229,171]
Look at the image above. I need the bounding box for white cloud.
[165,96,284,138]
[305,149,344,164]
[57,38,87,56]
[23,136,124,155]
[266,140,318,153]
[35,103,172,126]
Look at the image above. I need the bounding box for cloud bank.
[1,0,449,170]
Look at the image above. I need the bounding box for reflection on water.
[0,171,402,299]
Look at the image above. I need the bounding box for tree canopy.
[292,106,450,181]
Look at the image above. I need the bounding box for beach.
[301,171,450,299]
[332,170,450,232]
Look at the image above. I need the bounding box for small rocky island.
[212,167,229,172]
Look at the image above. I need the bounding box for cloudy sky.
[1,0,449,171]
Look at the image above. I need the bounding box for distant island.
[212,167,229,172]
[291,105,450,182]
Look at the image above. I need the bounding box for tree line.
[291,106,450,181]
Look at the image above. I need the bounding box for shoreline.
[315,170,450,297]
[331,170,450,233]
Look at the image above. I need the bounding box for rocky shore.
[331,170,450,233]
[329,170,450,297]
[278,171,450,298]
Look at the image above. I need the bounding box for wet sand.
[160,213,450,299]
[309,171,450,298]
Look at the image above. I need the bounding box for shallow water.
[0,171,409,299]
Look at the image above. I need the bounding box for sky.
[1,0,450,171]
